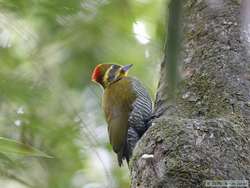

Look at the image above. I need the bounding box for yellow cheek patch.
[103,66,129,86]
[123,71,128,76]
[103,66,113,85]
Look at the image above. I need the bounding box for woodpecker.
[91,64,152,166]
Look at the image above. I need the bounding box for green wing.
[102,78,136,153]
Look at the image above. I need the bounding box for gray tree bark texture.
[130,0,250,187]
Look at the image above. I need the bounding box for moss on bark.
[130,0,250,187]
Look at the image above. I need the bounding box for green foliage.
[0,0,165,187]
[0,137,51,158]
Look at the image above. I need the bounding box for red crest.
[91,64,102,82]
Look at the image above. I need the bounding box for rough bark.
[130,0,250,187]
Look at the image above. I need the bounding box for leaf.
[0,137,52,158]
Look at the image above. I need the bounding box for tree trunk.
[130,0,250,187]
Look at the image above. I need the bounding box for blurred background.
[0,0,166,187]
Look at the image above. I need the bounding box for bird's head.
[91,64,133,88]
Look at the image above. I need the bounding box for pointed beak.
[121,64,133,72]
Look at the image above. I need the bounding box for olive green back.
[102,77,136,153]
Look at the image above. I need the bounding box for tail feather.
[117,150,123,167]
[117,127,140,166]
[117,142,130,166]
